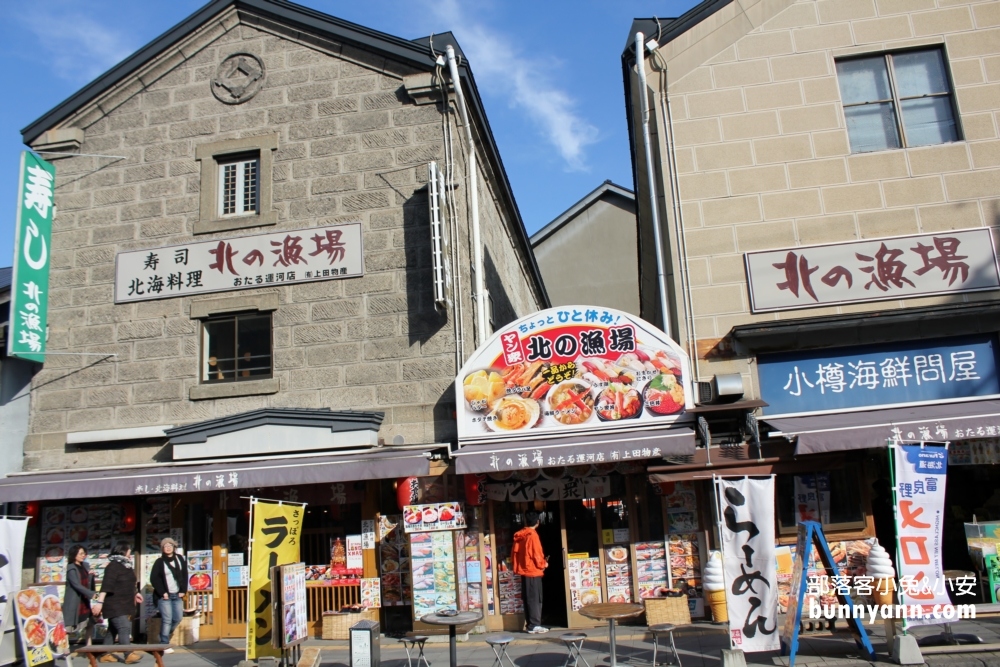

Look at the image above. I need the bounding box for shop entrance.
[534,502,567,629]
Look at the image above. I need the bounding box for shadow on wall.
[484,247,516,332]
[401,186,448,347]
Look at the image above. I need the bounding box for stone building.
[624,0,1000,576]
[0,0,545,636]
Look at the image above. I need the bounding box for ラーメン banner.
[717,477,779,653]
[893,444,951,627]
[456,306,692,441]
[247,499,304,660]
[9,152,55,363]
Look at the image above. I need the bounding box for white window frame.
[217,155,259,218]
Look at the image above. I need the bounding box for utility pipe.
[635,32,672,339]
[445,45,488,347]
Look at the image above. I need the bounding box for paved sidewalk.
[92,615,1000,667]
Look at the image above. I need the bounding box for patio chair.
[644,596,692,667]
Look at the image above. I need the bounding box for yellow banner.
[247,499,303,660]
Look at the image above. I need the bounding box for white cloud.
[17,7,136,82]
[431,0,599,172]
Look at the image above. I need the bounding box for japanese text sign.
[9,152,55,362]
[14,585,69,666]
[247,499,304,661]
[717,477,779,652]
[745,229,1000,313]
[893,445,951,627]
[115,223,363,303]
[758,335,1000,416]
[456,305,693,442]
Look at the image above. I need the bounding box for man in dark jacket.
[149,538,187,650]
[91,542,143,664]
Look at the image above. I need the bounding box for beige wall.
[638,0,1000,390]
[26,10,543,470]
[533,193,641,316]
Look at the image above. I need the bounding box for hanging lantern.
[463,474,486,506]
[396,476,421,510]
[23,502,40,526]
[119,502,137,533]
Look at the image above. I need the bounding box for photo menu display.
[410,531,457,619]
[378,515,411,607]
[38,503,127,584]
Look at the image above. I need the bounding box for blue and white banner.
[759,335,1000,415]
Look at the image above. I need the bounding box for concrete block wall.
[649,0,1000,387]
[26,12,542,471]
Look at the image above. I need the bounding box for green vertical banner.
[8,152,55,363]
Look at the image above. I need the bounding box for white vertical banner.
[717,477,779,652]
[0,517,28,649]
[893,445,951,626]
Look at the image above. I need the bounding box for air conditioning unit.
[696,374,744,405]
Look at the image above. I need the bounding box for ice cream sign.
[456,306,693,441]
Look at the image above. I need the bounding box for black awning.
[453,426,696,475]
[763,399,1000,455]
[0,448,430,502]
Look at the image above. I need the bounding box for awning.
[453,426,696,475]
[763,399,1000,455]
[0,448,432,502]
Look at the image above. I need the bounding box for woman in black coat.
[63,545,98,640]
[91,542,143,664]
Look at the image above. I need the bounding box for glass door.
[562,498,602,627]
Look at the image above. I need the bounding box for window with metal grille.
[835,48,960,153]
[201,312,272,383]
[218,155,259,217]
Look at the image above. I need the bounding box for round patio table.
[421,611,483,667]
[579,602,644,667]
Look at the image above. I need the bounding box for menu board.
[378,515,411,606]
[14,586,70,666]
[568,556,602,611]
[635,541,668,599]
[187,550,213,591]
[462,507,483,610]
[39,503,125,584]
[361,578,381,609]
[141,496,173,587]
[402,502,466,533]
[483,532,495,614]
[279,563,308,648]
[497,570,523,614]
[410,531,457,619]
[951,439,1000,465]
[667,534,703,616]
[605,545,632,603]
[775,539,872,614]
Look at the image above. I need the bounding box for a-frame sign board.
[779,521,876,667]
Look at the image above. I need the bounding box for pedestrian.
[63,545,99,647]
[91,542,144,664]
[148,538,187,653]
[512,511,548,634]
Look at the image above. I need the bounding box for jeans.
[104,615,131,647]
[157,594,184,644]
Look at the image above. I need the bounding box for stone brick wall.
[641,0,1000,388]
[26,10,543,471]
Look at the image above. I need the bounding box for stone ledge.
[189,378,280,401]
[193,210,278,234]
[190,291,279,318]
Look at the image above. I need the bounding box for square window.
[202,312,272,383]
[776,467,867,534]
[218,155,259,217]
[836,48,960,153]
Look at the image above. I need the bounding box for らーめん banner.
[456,306,693,441]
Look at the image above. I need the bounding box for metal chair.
[399,634,431,667]
[486,634,517,667]
[559,632,591,667]
[645,597,692,667]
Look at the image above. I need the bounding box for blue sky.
[0,0,700,266]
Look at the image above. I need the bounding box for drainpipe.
[445,45,488,347]
[635,32,672,340]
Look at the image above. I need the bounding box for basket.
[322,609,378,640]
[644,596,692,627]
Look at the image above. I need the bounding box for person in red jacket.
[512,511,548,633]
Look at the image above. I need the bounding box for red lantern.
[464,474,486,506]
[119,502,136,533]
[396,476,420,510]
[23,502,40,526]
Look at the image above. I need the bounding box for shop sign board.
[745,228,1000,313]
[717,477,779,653]
[247,499,304,661]
[893,445,952,627]
[9,152,55,362]
[758,335,1000,416]
[114,223,363,303]
[456,306,693,442]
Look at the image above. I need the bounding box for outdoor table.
[579,602,644,667]
[421,610,483,667]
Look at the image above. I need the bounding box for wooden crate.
[321,609,378,640]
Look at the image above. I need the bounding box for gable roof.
[21,0,549,308]
[530,180,635,247]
